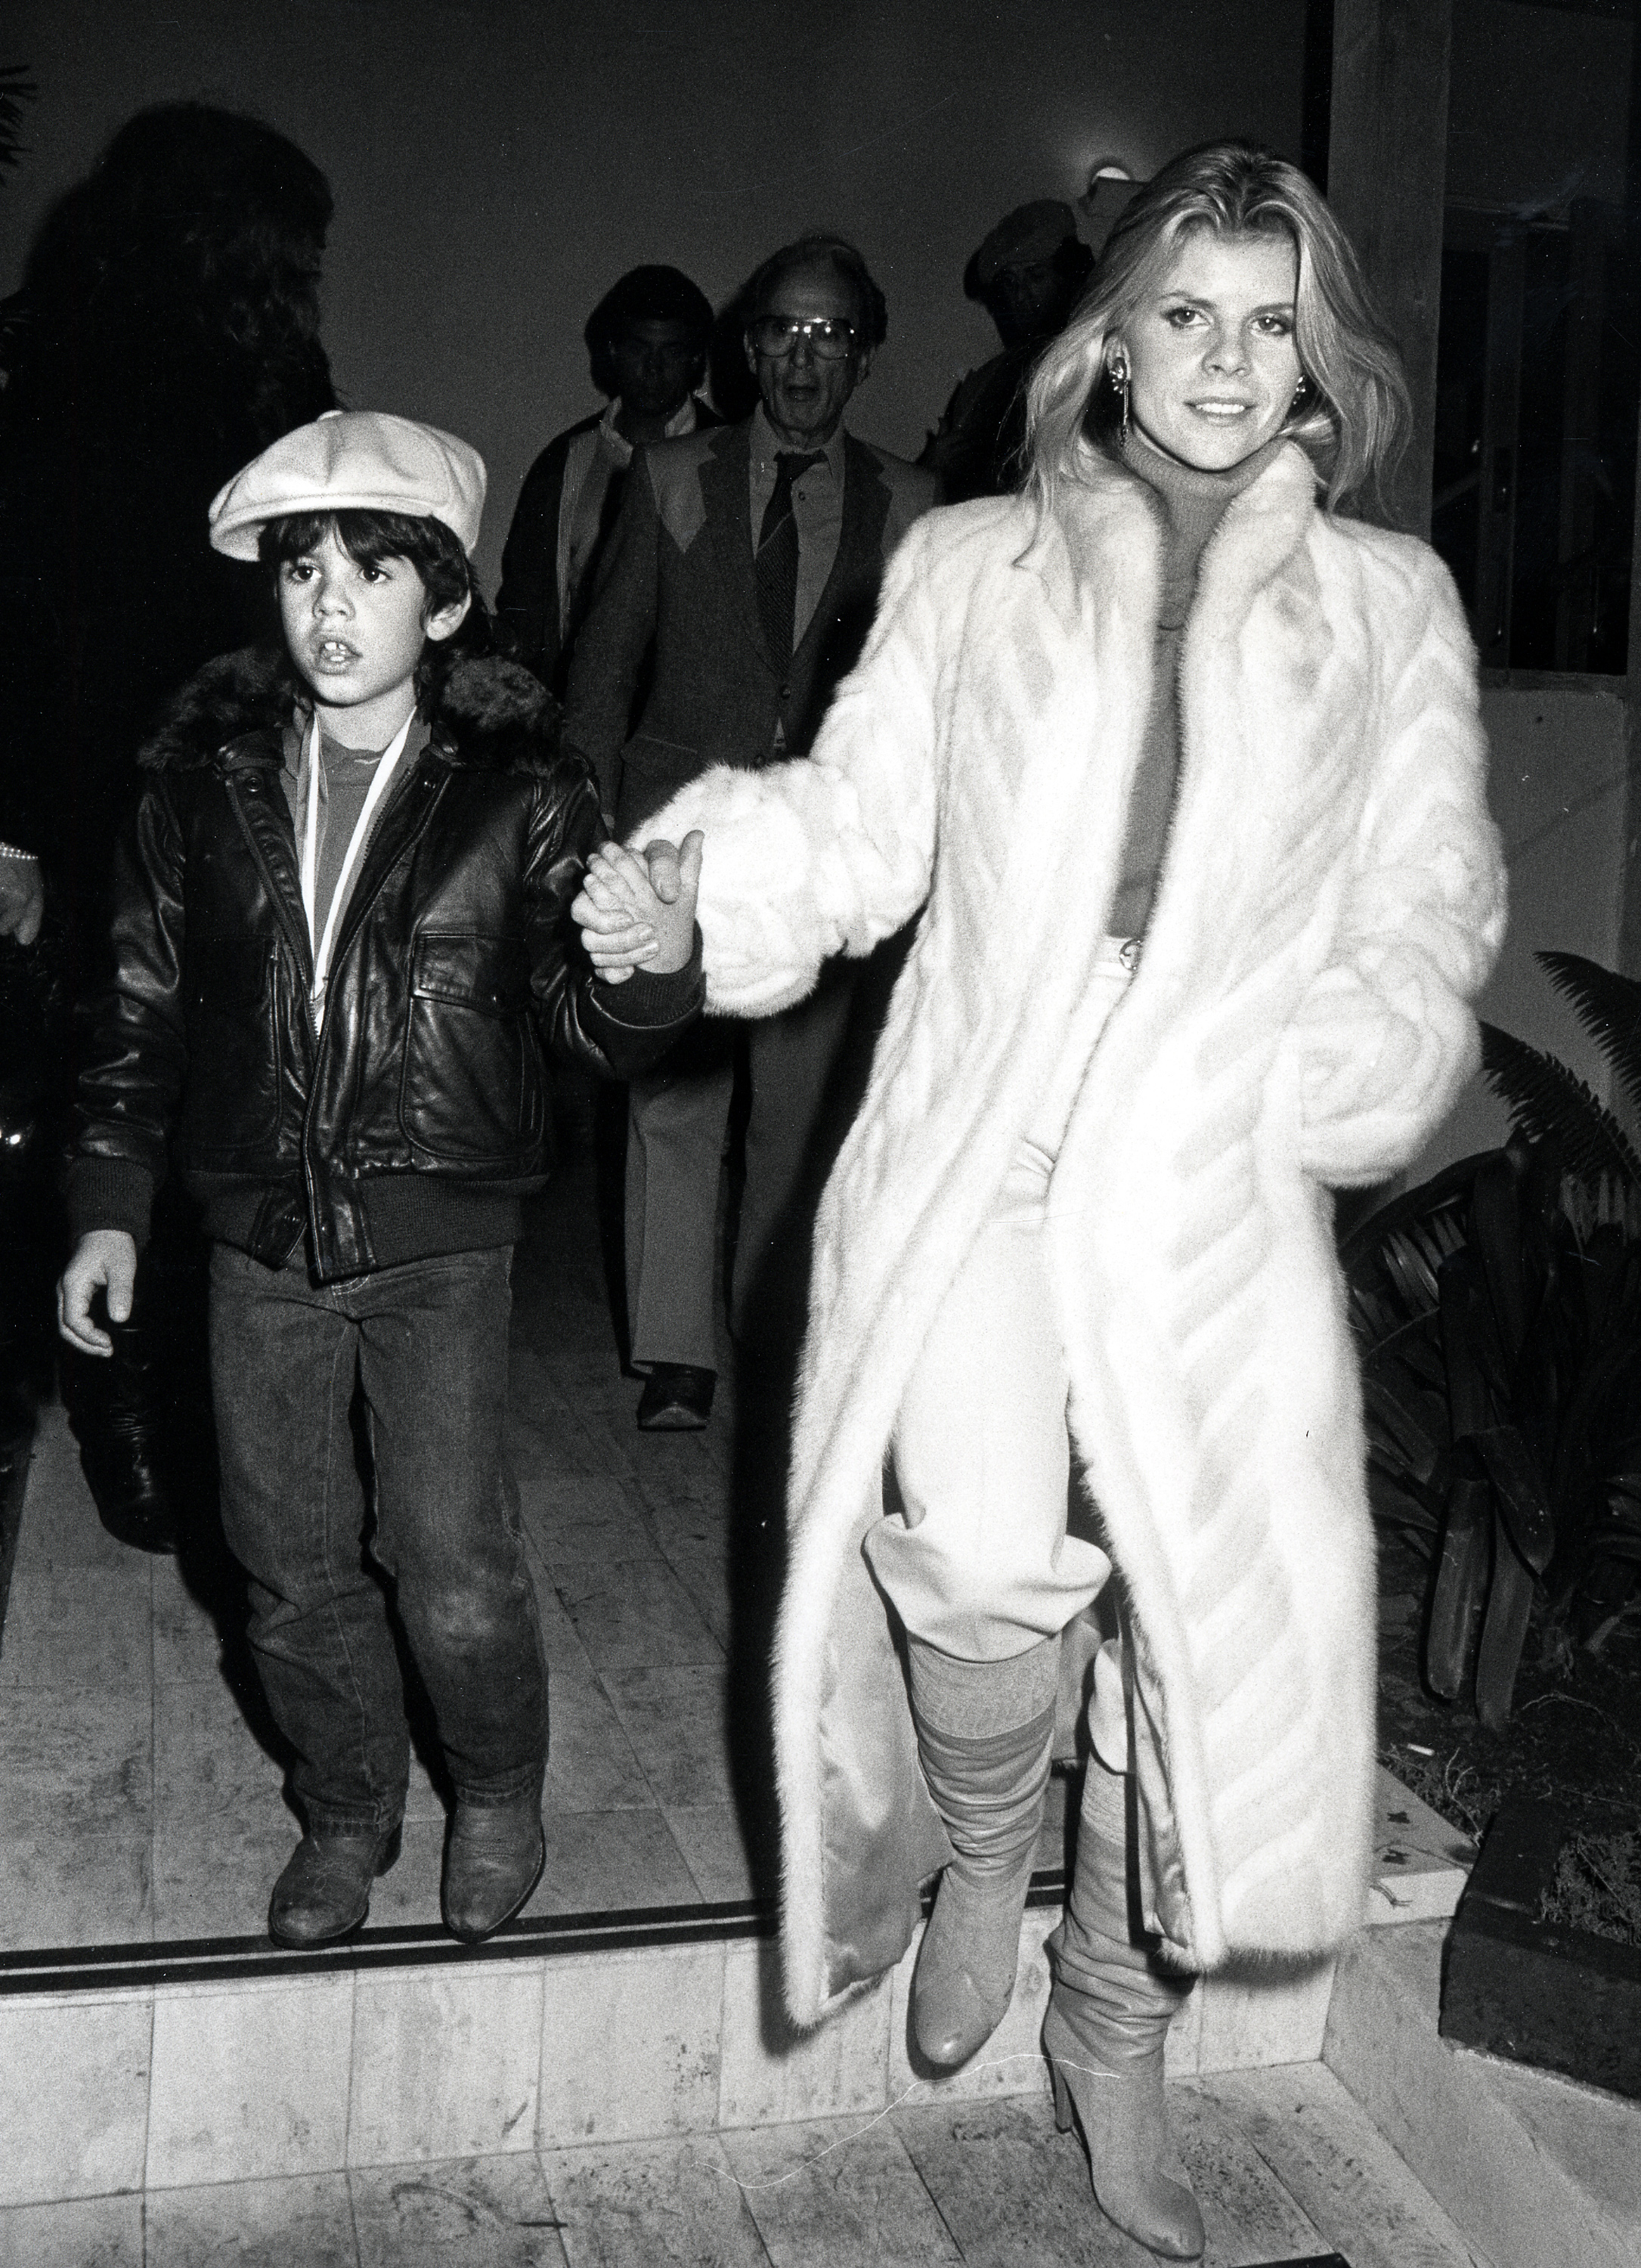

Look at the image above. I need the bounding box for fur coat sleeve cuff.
[627,525,943,1015]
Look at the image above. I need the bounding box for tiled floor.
[0,2060,1481,2266]
[0,1084,1061,1954]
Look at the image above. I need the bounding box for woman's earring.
[1291,374,1308,413]
[1110,356,1130,444]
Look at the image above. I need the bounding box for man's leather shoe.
[636,1363,715,1430]
[82,1427,175,1554]
[268,1823,401,1947]
[441,1797,545,1942]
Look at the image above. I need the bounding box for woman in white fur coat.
[577,142,1504,2258]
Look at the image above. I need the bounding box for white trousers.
[866,953,1135,1685]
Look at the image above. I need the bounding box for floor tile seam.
[147,1551,161,1950]
[884,2105,972,2265]
[1193,2078,1337,2258]
[338,1962,361,2189]
[531,2130,779,2263]
[137,1985,157,2206]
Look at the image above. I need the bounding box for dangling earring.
[1290,374,1308,415]
[1110,355,1130,445]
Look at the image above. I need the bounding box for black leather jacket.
[70,646,701,1278]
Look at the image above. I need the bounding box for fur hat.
[209,410,486,558]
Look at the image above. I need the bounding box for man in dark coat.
[496,265,717,696]
[562,234,936,1428]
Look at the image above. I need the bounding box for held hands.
[573,831,704,985]
[57,1230,138,1358]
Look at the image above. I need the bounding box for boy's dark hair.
[259,508,497,704]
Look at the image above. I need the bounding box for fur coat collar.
[641,442,1506,2025]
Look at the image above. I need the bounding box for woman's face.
[1115,228,1302,472]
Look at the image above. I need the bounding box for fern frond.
[1538,952,1641,1125]
[0,66,36,181]
[1480,1024,1641,1189]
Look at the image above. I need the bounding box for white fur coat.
[639,441,1506,2026]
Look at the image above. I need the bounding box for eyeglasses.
[746,315,859,361]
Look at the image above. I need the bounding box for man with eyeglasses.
[564,234,936,1430]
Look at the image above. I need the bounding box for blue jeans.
[209,1242,546,1837]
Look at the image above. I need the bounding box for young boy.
[57,411,703,1946]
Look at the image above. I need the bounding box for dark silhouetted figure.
[497,265,718,699]
[921,199,1095,502]
[0,103,337,1548]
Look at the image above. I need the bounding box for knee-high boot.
[1043,1755,1203,2260]
[907,1634,1059,2070]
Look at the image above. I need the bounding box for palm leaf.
[0,65,35,181]
[1427,1471,1491,1699]
[1475,1508,1537,1730]
[1539,951,1641,1124]
[1479,1024,1641,1189]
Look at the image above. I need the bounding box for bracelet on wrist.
[0,843,39,862]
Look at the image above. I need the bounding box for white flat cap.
[209,410,487,558]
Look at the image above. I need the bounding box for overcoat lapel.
[791,435,893,668]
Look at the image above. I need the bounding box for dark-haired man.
[564,236,936,1430]
[497,264,718,695]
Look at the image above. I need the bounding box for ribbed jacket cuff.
[67,1157,157,1251]
[590,928,704,1027]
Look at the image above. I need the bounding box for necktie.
[755,450,824,668]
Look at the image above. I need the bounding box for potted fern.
[1343,951,1641,1732]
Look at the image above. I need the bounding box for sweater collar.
[1118,428,1290,538]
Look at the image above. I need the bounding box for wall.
[1,0,1306,591]
[1447,0,1632,212]
[1420,680,1632,1176]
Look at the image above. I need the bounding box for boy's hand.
[0,856,45,947]
[57,1230,138,1357]
[574,831,703,984]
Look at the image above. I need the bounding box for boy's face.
[277,528,469,731]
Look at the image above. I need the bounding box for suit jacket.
[562,417,937,832]
[496,398,721,696]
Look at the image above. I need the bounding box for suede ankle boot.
[907,1635,1059,2069]
[1044,1757,1202,2260]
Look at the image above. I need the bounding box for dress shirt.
[558,395,701,637]
[747,405,848,652]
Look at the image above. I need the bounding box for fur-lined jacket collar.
[138,643,561,774]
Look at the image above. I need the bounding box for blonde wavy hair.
[1025,141,1409,518]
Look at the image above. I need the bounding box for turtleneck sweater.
[1107,429,1289,940]
[1025,430,1295,1160]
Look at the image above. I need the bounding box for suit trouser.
[625,961,856,1371]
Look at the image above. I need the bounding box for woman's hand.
[574,832,703,983]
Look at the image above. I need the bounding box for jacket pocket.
[399,931,545,1165]
[178,939,283,1154]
